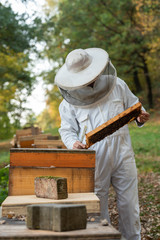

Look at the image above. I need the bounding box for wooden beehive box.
[18,134,60,148]
[15,127,42,147]
[16,127,41,139]
[33,139,66,149]
[9,148,95,195]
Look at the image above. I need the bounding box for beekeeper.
[55,48,150,240]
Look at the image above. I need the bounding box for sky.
[1,0,50,117]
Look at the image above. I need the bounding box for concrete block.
[26,204,87,231]
[35,176,68,200]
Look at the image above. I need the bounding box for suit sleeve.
[59,100,79,149]
[123,80,145,127]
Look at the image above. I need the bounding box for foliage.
[41,0,160,116]
[36,86,61,130]
[0,3,42,140]
[44,126,59,136]
[0,151,10,168]
[22,112,38,128]
[0,150,10,204]
[0,167,9,204]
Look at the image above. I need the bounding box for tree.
[36,85,61,131]
[42,0,160,109]
[0,3,42,139]
[132,0,160,107]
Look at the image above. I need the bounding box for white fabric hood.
[59,60,117,107]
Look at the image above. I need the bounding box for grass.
[129,122,160,157]
[0,168,9,204]
[129,122,160,173]
[44,127,60,137]
[0,151,10,168]
[0,150,10,204]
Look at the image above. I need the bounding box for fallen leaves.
[108,172,160,240]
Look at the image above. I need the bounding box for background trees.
[0,3,41,139]
[41,0,159,118]
[0,0,159,139]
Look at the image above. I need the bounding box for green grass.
[129,122,160,156]
[135,155,159,173]
[129,122,160,173]
[0,167,9,204]
[0,151,10,167]
[0,151,10,204]
[44,127,60,137]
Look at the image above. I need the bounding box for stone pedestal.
[27,203,87,232]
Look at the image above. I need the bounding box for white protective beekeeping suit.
[55,48,142,240]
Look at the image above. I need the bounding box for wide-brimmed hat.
[55,48,109,90]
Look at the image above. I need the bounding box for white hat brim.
[55,48,109,90]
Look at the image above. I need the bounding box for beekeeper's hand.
[137,110,150,123]
[73,141,86,149]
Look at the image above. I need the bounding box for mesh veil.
[59,61,117,107]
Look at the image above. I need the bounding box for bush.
[0,167,9,204]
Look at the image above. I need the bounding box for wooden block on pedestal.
[35,176,68,200]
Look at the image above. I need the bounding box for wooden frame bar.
[86,102,142,148]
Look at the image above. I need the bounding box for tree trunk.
[133,70,142,93]
[143,61,153,108]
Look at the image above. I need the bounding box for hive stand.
[0,219,121,240]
